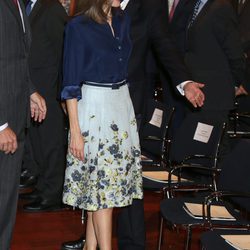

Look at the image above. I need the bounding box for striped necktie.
[26,0,33,16]
[188,0,202,28]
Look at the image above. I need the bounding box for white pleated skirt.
[63,84,143,211]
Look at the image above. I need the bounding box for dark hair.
[76,0,111,23]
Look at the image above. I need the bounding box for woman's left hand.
[69,132,84,161]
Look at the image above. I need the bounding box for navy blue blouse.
[61,10,132,100]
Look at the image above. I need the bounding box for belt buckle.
[112,84,119,90]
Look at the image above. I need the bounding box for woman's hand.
[69,132,84,161]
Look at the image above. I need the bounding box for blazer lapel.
[29,0,43,24]
[188,0,213,31]
[3,0,24,30]
[171,0,187,23]
[125,0,141,17]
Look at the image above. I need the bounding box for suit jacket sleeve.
[0,74,8,125]
[0,31,8,125]
[149,0,191,87]
[212,2,245,86]
[45,2,68,91]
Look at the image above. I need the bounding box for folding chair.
[142,111,226,193]
[158,139,250,250]
[139,99,175,190]
[228,96,250,138]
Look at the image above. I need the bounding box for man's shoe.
[61,236,85,250]
[23,197,63,212]
[19,175,37,189]
[19,189,40,200]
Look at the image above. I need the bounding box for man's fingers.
[191,100,197,108]
[197,83,205,88]
[3,138,17,154]
[11,138,18,154]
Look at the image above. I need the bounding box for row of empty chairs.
[139,99,250,250]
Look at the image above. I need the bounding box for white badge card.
[149,108,163,128]
[193,122,214,143]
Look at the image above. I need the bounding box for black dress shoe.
[61,236,85,250]
[19,175,37,189]
[23,197,63,212]
[19,189,40,200]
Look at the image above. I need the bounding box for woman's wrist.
[70,128,81,135]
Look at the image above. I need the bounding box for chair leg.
[157,217,164,250]
[185,225,192,250]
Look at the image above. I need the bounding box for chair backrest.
[139,99,175,159]
[169,114,226,168]
[218,139,250,211]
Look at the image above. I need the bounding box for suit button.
[119,58,123,62]
[118,46,122,50]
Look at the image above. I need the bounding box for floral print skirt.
[63,84,143,211]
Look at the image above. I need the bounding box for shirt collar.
[200,0,208,6]
[120,0,130,10]
[31,0,38,9]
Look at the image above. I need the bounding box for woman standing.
[61,0,143,249]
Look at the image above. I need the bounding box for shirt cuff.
[61,85,82,101]
[176,81,193,96]
[0,123,8,132]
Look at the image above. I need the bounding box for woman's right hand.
[69,132,84,161]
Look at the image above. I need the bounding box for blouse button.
[118,46,122,50]
[119,58,123,62]
[116,36,120,40]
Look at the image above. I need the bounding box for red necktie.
[169,0,180,22]
[13,0,18,7]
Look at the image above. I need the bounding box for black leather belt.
[84,80,127,89]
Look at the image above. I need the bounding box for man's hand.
[184,81,205,108]
[235,85,248,96]
[30,92,47,122]
[0,127,18,154]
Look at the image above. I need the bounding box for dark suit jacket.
[158,0,196,101]
[231,0,250,53]
[185,0,245,110]
[26,0,68,100]
[167,0,196,56]
[125,0,190,115]
[0,0,34,137]
[231,0,250,90]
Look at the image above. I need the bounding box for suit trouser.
[117,83,146,250]
[0,133,24,250]
[117,199,146,250]
[27,100,66,202]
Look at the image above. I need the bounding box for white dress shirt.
[120,0,130,10]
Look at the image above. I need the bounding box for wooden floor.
[12,190,202,250]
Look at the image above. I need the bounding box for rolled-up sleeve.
[61,21,84,101]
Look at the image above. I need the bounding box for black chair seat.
[160,197,248,227]
[201,229,250,250]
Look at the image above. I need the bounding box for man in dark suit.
[230,0,250,91]
[157,0,197,136]
[20,0,68,212]
[0,0,46,248]
[184,0,245,126]
[62,0,205,249]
